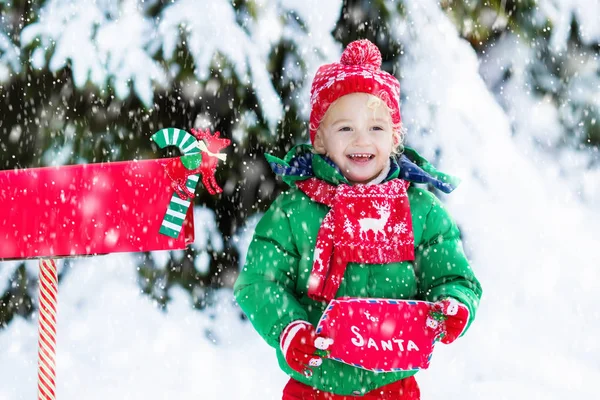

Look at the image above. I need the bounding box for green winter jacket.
[234,145,482,396]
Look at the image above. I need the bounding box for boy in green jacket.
[234,39,482,399]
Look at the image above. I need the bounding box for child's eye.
[338,126,352,132]
[371,126,384,131]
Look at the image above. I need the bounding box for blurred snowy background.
[1,0,599,398]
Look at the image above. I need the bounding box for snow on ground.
[0,254,288,399]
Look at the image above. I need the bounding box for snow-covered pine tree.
[444,1,599,151]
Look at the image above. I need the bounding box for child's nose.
[353,128,371,146]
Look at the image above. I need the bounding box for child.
[234,39,482,399]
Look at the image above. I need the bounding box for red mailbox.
[0,158,194,260]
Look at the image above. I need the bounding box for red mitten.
[280,321,333,376]
[431,298,470,344]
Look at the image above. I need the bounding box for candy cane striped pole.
[151,128,200,156]
[159,174,200,238]
[151,128,201,238]
[38,259,58,400]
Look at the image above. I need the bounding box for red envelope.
[0,158,194,260]
[316,298,439,372]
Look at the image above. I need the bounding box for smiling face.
[314,93,395,185]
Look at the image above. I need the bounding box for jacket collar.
[265,144,460,194]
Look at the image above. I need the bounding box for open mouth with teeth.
[347,153,375,161]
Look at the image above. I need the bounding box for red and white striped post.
[37,259,58,400]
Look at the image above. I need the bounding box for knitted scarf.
[296,178,415,302]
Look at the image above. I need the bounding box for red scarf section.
[296,178,414,302]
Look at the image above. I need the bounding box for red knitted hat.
[309,39,401,144]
